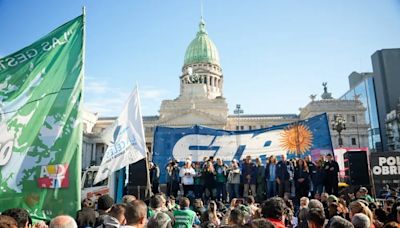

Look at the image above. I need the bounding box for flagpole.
[79,6,86,203]
[136,84,152,198]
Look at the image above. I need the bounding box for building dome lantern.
[183,18,220,67]
[180,18,223,100]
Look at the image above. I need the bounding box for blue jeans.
[229,183,240,199]
[267,180,277,198]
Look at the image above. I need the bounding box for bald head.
[49,216,77,228]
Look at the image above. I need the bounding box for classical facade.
[82,19,369,169]
[300,96,369,149]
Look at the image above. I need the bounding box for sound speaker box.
[128,158,149,186]
[343,151,370,186]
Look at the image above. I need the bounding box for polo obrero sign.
[371,154,400,175]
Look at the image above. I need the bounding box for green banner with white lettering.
[0,15,84,220]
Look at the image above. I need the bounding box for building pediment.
[158,109,227,127]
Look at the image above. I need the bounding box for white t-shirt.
[179,167,196,185]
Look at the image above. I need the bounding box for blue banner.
[153,113,333,183]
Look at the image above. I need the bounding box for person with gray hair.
[351,213,370,228]
[308,199,324,211]
[49,215,77,228]
[147,212,172,228]
[122,195,136,204]
[296,199,326,228]
[179,159,196,197]
[329,216,354,228]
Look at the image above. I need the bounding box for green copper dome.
[184,19,220,66]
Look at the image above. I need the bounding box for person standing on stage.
[255,157,266,202]
[265,155,278,198]
[193,161,204,199]
[179,159,196,197]
[313,159,325,195]
[305,155,316,196]
[323,154,339,196]
[166,159,180,197]
[215,158,228,202]
[294,158,310,199]
[242,156,257,197]
[227,159,241,199]
[276,154,290,197]
[203,160,217,200]
[149,162,160,195]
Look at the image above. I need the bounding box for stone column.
[91,143,96,165]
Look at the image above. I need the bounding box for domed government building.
[81,18,370,168]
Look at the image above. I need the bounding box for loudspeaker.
[128,158,149,186]
[344,151,370,186]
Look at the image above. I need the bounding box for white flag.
[94,86,146,184]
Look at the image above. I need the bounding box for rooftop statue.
[188,67,200,84]
[321,82,333,100]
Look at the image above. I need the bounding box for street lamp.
[234,104,243,130]
[331,114,346,147]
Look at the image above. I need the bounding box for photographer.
[149,162,160,195]
[203,160,217,200]
[166,159,180,197]
[179,159,196,197]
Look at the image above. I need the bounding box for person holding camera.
[149,162,160,195]
[179,159,196,197]
[203,160,217,200]
[166,159,180,197]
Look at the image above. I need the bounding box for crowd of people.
[157,154,340,203]
[1,189,400,228]
[1,154,400,228]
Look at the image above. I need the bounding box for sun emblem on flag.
[279,124,313,155]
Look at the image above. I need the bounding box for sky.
[1,1,400,117]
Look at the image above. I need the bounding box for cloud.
[84,92,128,117]
[85,81,109,94]
[83,78,168,116]
[140,87,168,101]
[84,77,129,116]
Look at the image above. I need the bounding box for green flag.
[0,15,84,220]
